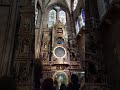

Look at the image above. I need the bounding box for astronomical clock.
[41,21,82,87]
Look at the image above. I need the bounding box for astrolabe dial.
[54,47,65,58]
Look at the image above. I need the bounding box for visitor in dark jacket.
[67,74,80,90]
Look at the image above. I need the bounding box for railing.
[49,61,70,66]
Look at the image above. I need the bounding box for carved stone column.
[12,5,34,90]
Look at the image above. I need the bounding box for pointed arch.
[35,1,42,27]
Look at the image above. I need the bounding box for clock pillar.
[50,21,70,86]
[51,21,70,63]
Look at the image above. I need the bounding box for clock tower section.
[41,21,82,85]
[51,21,70,69]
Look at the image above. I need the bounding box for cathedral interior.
[0,0,120,90]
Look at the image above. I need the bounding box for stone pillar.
[0,0,18,77]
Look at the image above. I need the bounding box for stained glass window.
[54,6,60,10]
[76,9,85,34]
[79,9,85,28]
[59,10,66,25]
[75,19,80,34]
[73,0,78,11]
[48,9,57,28]
[35,9,38,26]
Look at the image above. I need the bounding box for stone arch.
[53,71,68,88]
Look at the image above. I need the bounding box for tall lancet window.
[59,10,66,25]
[35,8,38,26]
[73,0,78,11]
[48,9,57,28]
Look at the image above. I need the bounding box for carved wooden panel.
[13,62,32,83]
[12,5,34,90]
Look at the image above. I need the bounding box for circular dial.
[56,37,64,44]
[55,47,65,57]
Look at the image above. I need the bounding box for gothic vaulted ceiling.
[38,0,71,12]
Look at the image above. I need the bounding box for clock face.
[56,37,64,44]
[54,47,65,57]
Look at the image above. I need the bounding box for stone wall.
[102,14,120,90]
[0,0,18,77]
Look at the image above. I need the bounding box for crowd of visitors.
[0,74,81,90]
[40,74,80,90]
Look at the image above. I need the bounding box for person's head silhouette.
[42,78,55,90]
[71,74,79,84]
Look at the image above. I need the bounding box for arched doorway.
[53,71,68,89]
